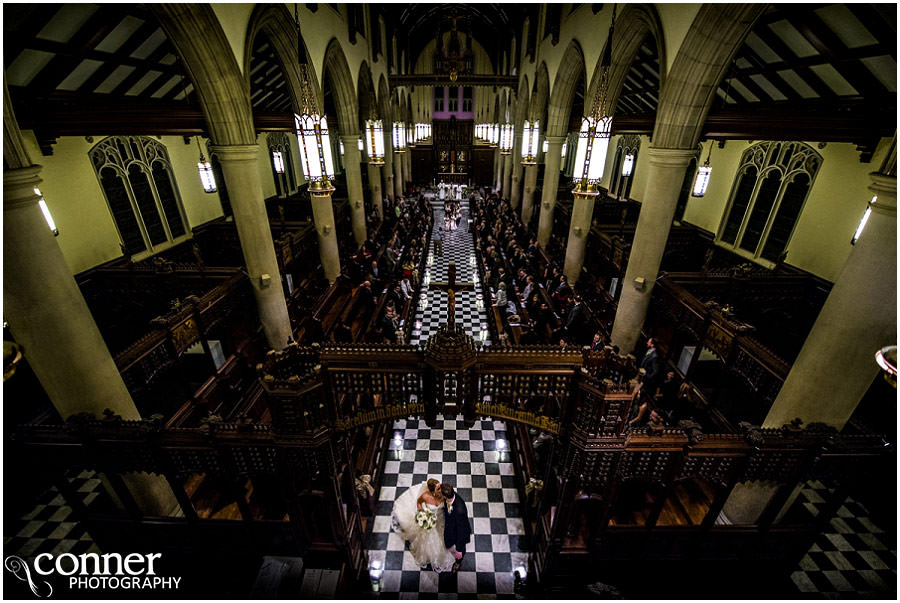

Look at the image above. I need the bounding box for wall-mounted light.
[33,188,58,236]
[393,121,407,153]
[357,138,364,151]
[499,123,513,155]
[272,150,285,174]
[195,138,217,194]
[561,141,567,159]
[851,196,875,245]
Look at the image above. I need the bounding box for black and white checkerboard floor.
[4,470,102,560]
[366,416,528,598]
[790,480,896,598]
[410,198,491,346]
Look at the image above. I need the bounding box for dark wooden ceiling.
[3,3,895,157]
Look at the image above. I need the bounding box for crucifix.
[429,261,474,332]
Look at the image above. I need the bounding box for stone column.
[393,151,404,199]
[367,163,383,220]
[501,153,513,200]
[521,164,538,228]
[610,148,695,353]
[764,170,897,429]
[563,194,596,283]
[382,130,394,200]
[536,136,567,248]
[311,193,342,282]
[4,166,141,420]
[403,146,412,189]
[4,166,181,516]
[340,135,367,245]
[510,129,524,208]
[212,145,292,350]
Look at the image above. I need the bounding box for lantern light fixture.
[364,119,385,165]
[196,137,217,194]
[33,188,58,236]
[572,6,617,197]
[691,141,713,198]
[393,121,407,153]
[499,123,513,155]
[357,138,364,151]
[542,139,549,154]
[272,150,285,174]
[561,141,567,159]
[521,120,540,165]
[293,7,335,197]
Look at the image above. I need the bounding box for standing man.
[440,483,472,572]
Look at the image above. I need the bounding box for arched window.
[717,141,821,263]
[267,132,297,198]
[90,136,189,257]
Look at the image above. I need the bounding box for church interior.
[2,3,897,599]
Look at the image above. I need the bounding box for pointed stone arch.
[323,38,360,136]
[357,61,377,125]
[587,4,667,119]
[529,62,550,123]
[150,4,255,145]
[545,41,585,137]
[653,4,766,150]
[243,4,321,117]
[377,74,392,125]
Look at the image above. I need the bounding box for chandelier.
[691,142,713,197]
[364,119,385,165]
[393,121,407,153]
[499,123,513,155]
[572,6,616,197]
[521,120,540,165]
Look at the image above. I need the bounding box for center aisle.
[366,191,527,598]
[410,196,491,346]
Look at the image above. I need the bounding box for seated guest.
[400,276,414,299]
[387,281,405,312]
[590,331,605,350]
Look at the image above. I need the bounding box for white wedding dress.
[390,482,456,572]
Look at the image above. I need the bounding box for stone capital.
[210,144,259,163]
[545,136,567,146]
[868,172,897,216]
[647,147,698,169]
[339,134,361,144]
[4,164,43,210]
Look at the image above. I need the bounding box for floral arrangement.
[415,509,437,530]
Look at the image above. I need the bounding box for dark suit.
[641,348,661,397]
[443,496,472,558]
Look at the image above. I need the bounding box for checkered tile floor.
[411,198,491,346]
[790,480,896,598]
[366,416,528,598]
[4,470,102,560]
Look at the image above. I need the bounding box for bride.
[390,478,456,572]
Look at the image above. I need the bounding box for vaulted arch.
[323,38,360,136]
[545,41,585,137]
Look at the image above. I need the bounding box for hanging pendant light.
[393,121,407,153]
[293,6,335,197]
[196,137,217,194]
[364,118,385,165]
[621,152,634,177]
[573,6,616,197]
[521,120,540,165]
[691,141,713,197]
[499,123,513,155]
[272,150,285,174]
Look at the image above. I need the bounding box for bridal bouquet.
[415,509,437,530]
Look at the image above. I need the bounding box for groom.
[440,483,472,572]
